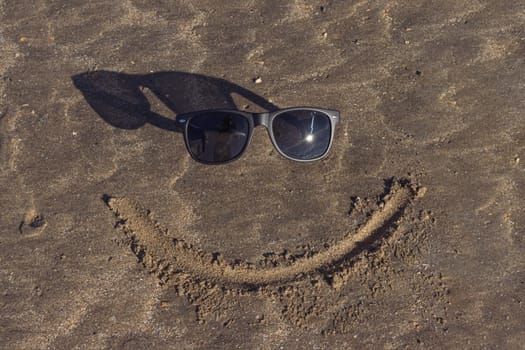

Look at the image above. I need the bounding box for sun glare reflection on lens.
[305,134,314,142]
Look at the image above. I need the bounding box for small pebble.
[417,186,428,198]
[253,77,262,84]
[32,286,43,297]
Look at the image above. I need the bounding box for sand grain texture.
[1,0,524,348]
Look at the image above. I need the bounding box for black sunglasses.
[175,107,340,164]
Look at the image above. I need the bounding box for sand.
[1,1,524,349]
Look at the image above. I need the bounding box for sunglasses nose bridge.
[252,112,270,129]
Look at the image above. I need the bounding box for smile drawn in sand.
[104,180,423,289]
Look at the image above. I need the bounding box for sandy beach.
[1,1,524,348]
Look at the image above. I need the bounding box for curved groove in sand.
[107,183,416,288]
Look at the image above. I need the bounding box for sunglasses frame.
[175,107,340,164]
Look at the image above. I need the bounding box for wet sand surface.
[1,1,524,349]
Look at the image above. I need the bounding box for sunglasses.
[175,107,340,164]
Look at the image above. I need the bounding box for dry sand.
[1,1,524,349]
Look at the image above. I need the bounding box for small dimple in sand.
[19,209,47,236]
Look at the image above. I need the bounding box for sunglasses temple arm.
[227,82,279,112]
[147,111,183,133]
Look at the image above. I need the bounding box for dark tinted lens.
[186,112,250,163]
[272,110,331,160]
